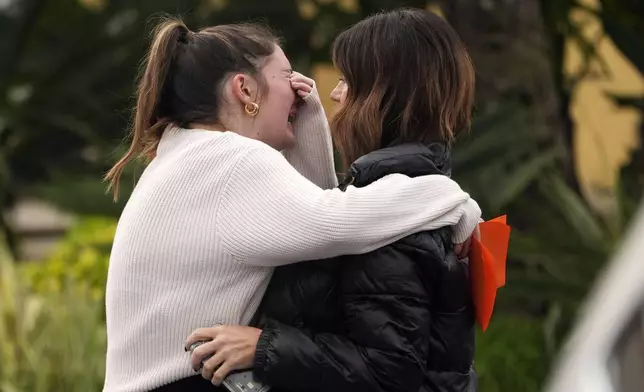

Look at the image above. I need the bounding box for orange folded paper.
[469,215,511,331]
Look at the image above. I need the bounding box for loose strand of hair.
[104,17,187,201]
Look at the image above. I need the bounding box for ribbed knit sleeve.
[281,86,338,190]
[216,145,481,266]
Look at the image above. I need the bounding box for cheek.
[340,87,347,104]
[269,81,294,107]
[261,82,293,127]
[283,81,295,101]
[263,82,291,112]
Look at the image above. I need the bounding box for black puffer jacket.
[252,143,477,392]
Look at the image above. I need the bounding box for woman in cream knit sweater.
[102,18,481,392]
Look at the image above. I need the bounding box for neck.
[212,110,273,149]
[187,122,227,132]
[191,110,259,140]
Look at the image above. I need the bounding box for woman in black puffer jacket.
[254,144,477,392]
[188,9,478,392]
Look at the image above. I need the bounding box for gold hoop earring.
[244,102,259,117]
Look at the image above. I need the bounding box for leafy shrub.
[0,238,106,392]
[475,314,552,392]
[21,217,116,301]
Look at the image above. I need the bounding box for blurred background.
[0,0,642,391]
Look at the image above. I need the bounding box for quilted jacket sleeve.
[253,235,438,392]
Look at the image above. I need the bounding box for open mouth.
[287,106,297,125]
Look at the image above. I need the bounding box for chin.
[277,127,296,150]
[280,135,296,150]
[263,130,296,151]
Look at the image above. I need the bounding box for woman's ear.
[230,74,258,105]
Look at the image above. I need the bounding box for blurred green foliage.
[0,238,106,392]
[475,315,552,392]
[20,217,115,300]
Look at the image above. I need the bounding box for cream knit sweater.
[103,88,481,391]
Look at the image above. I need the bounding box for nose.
[330,80,345,103]
[330,86,341,103]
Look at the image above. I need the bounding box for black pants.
[152,375,225,392]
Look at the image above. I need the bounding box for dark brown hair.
[331,8,475,165]
[105,17,279,200]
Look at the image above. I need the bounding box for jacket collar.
[342,142,451,188]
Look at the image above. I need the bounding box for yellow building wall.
[312,64,340,115]
[565,0,643,213]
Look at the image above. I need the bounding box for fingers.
[290,81,312,94]
[290,72,314,99]
[455,237,472,259]
[289,72,314,86]
[201,350,226,381]
[212,362,234,386]
[454,243,463,255]
[186,325,257,386]
[185,326,221,350]
[191,339,219,371]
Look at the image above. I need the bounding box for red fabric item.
[469,215,511,331]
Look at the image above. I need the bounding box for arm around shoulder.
[216,145,481,266]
